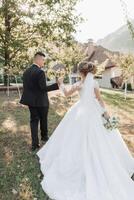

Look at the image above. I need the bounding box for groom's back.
[20,64,49,107]
[23,65,41,91]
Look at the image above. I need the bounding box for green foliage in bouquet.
[103,116,120,131]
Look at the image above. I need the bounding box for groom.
[20,52,59,151]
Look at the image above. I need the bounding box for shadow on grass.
[0,94,64,200]
[0,130,47,199]
[0,91,133,199]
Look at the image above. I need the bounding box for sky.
[75,0,134,42]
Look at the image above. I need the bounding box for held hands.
[57,77,82,96]
[57,77,64,86]
[56,77,65,93]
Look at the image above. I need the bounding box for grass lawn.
[0,89,134,200]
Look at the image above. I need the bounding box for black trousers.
[28,106,49,146]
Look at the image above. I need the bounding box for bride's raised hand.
[57,77,64,86]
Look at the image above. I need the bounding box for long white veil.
[80,72,95,103]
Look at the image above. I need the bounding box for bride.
[37,61,134,200]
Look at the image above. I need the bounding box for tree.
[127,19,134,40]
[120,0,134,40]
[112,54,134,99]
[0,0,82,85]
[52,41,85,72]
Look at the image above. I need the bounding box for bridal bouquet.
[102,115,119,131]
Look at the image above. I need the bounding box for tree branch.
[0,32,5,43]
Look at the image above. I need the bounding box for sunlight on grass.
[18,178,34,200]
[2,116,17,133]
[19,125,29,133]
[0,90,134,199]
[4,146,14,166]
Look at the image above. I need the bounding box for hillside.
[97,20,134,53]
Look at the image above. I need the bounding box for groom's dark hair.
[34,52,46,58]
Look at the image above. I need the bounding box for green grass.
[0,90,134,200]
[102,91,134,114]
[0,92,64,200]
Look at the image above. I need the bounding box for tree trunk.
[3,0,11,86]
[124,81,127,100]
[4,49,10,86]
[3,73,8,86]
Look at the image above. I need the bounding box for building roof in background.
[72,42,119,73]
[102,58,116,69]
[84,43,119,67]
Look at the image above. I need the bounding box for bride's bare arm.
[58,77,82,97]
[94,87,105,108]
[94,82,110,119]
[60,83,81,97]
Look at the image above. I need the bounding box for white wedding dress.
[37,73,134,200]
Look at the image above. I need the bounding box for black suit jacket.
[20,64,59,107]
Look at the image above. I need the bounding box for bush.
[0,75,3,84]
[0,75,23,85]
[122,83,132,91]
[64,74,69,83]
[10,75,23,84]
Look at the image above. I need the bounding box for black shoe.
[41,136,49,142]
[131,173,134,181]
[31,144,40,151]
